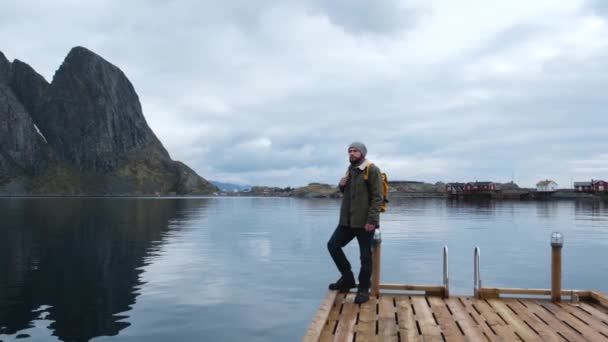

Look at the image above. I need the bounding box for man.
[327,142,383,304]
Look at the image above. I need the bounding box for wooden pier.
[305,233,608,341]
[305,289,608,341]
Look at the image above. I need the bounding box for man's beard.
[349,155,364,165]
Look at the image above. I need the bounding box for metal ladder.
[474,246,481,298]
[443,245,449,298]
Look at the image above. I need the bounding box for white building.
[536,180,558,192]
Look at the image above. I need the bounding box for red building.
[574,180,607,192]
[593,180,608,192]
[464,182,496,193]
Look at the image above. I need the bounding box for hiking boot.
[354,289,370,304]
[328,274,356,293]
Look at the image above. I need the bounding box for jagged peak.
[52,46,126,87]
[65,46,99,61]
[0,51,11,84]
[11,59,49,85]
[61,46,117,70]
[0,50,9,64]
[13,58,36,68]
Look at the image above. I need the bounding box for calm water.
[0,197,607,341]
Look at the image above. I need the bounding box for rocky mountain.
[0,47,217,195]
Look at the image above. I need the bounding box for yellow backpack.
[364,163,389,212]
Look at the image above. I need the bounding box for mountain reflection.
[0,198,210,341]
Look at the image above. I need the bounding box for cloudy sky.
[2,0,608,187]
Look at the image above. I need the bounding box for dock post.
[371,229,382,298]
[551,232,564,303]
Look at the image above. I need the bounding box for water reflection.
[445,198,496,214]
[575,200,608,217]
[535,201,560,218]
[0,198,211,341]
[1,197,607,341]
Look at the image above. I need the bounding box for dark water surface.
[1,197,607,341]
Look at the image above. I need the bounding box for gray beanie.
[348,142,367,157]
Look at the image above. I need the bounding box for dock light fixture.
[551,231,564,248]
[373,229,381,243]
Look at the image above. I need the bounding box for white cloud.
[2,0,608,187]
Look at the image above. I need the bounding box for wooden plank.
[457,297,509,341]
[473,299,520,340]
[556,302,608,339]
[590,291,608,309]
[380,284,445,293]
[354,296,377,342]
[398,296,421,342]
[378,295,398,340]
[487,299,541,341]
[538,300,607,341]
[322,293,347,342]
[328,294,346,322]
[319,321,336,342]
[428,297,465,342]
[478,288,500,300]
[589,301,608,315]
[480,287,588,297]
[578,302,608,322]
[523,299,584,342]
[411,296,443,340]
[502,299,560,342]
[333,293,359,342]
[444,298,487,342]
[304,290,339,342]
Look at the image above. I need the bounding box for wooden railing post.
[371,229,381,298]
[551,232,564,303]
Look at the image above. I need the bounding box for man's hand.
[339,177,348,187]
[364,223,375,232]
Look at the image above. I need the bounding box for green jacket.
[339,160,383,228]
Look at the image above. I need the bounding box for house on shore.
[574,180,607,192]
[536,180,558,192]
[592,180,608,192]
[463,181,496,193]
[574,181,592,192]
[445,182,466,194]
[446,181,497,199]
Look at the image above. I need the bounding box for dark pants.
[327,225,374,289]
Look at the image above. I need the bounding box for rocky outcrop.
[292,183,341,198]
[36,47,168,172]
[0,47,217,195]
[9,59,49,117]
[0,84,50,176]
[495,181,520,190]
[173,161,217,194]
[388,181,445,193]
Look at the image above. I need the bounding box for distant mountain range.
[0,46,217,195]
[210,181,251,192]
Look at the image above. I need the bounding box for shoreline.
[1,190,607,201]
